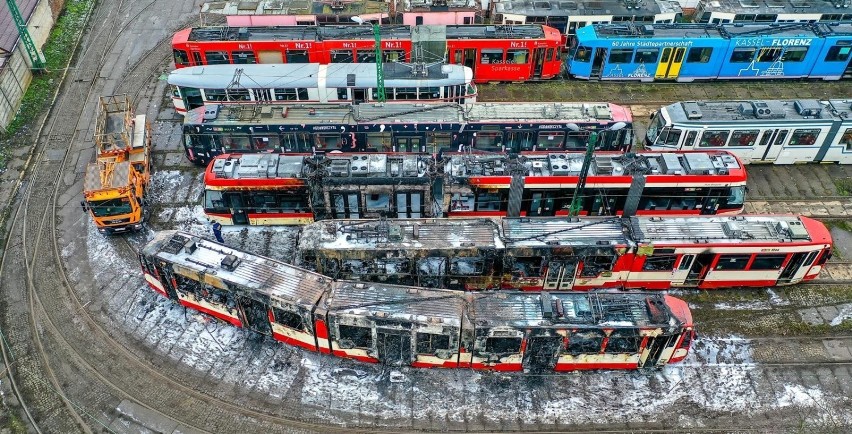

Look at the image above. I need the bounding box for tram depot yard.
[2,2,852,432]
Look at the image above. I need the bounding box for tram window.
[286,50,309,63]
[356,50,376,63]
[222,136,251,151]
[684,131,698,147]
[475,191,502,211]
[634,48,659,64]
[686,47,713,63]
[481,49,504,64]
[730,130,759,147]
[580,256,613,277]
[750,254,787,270]
[507,49,529,64]
[226,88,250,101]
[825,45,852,62]
[252,135,279,151]
[755,14,776,22]
[383,50,406,63]
[546,48,555,62]
[173,49,190,66]
[726,186,745,206]
[756,48,782,63]
[331,50,353,63]
[365,193,391,215]
[338,324,372,349]
[506,131,535,151]
[232,51,256,64]
[789,129,820,146]
[416,333,450,354]
[658,128,682,148]
[574,46,592,62]
[427,132,452,153]
[315,134,340,150]
[274,88,299,101]
[205,51,230,65]
[450,193,474,211]
[485,336,522,355]
[337,88,349,100]
[715,254,751,271]
[604,330,640,354]
[567,330,604,354]
[450,257,484,276]
[609,49,633,64]
[394,87,418,100]
[474,131,502,149]
[419,87,440,99]
[781,47,808,62]
[840,128,852,152]
[699,130,730,147]
[730,48,756,63]
[773,130,789,147]
[815,250,830,266]
[511,257,543,277]
[273,308,305,331]
[642,255,677,271]
[204,89,227,101]
[366,132,392,151]
[537,131,565,149]
[297,88,309,100]
[639,195,669,211]
[734,14,755,21]
[204,191,227,211]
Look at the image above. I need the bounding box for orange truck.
[82,95,151,234]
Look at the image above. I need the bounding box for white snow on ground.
[830,304,852,326]
[766,289,790,306]
[64,168,851,427]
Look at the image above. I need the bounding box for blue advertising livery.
[568,22,852,82]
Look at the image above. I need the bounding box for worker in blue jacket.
[212,222,224,243]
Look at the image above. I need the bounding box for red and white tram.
[171,24,565,83]
[298,215,833,290]
[140,230,695,371]
[201,150,748,225]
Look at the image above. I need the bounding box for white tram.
[168,62,477,114]
[646,99,852,164]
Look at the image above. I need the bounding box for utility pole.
[568,131,598,217]
[568,122,628,217]
[353,16,386,103]
[6,0,45,70]
[371,24,386,103]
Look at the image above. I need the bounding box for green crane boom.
[6,0,45,70]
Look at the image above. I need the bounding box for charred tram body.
[182,101,634,165]
[297,215,833,291]
[202,150,748,225]
[140,231,694,371]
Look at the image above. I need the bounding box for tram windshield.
[727,186,746,206]
[88,198,133,217]
[646,112,667,146]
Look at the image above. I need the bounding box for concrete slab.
[798,308,824,326]
[817,306,840,323]
[163,152,186,167]
[822,339,852,361]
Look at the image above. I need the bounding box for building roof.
[0,0,38,58]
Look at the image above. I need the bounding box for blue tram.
[567,22,852,82]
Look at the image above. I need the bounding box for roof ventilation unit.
[794,99,822,117]
[683,102,703,119]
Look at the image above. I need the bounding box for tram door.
[591,48,607,79]
[778,252,810,284]
[226,193,249,224]
[182,87,204,111]
[544,260,578,290]
[522,335,563,370]
[700,189,723,215]
[376,329,412,365]
[393,136,423,152]
[683,253,715,287]
[528,191,556,216]
[655,47,686,79]
[639,334,677,367]
[756,129,788,162]
[463,49,477,75]
[532,48,546,79]
[237,296,272,336]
